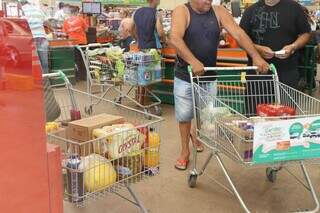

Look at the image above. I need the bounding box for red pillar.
[0,18,62,213]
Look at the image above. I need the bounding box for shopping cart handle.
[204,66,258,71]
[269,64,278,75]
[188,65,258,73]
[42,70,70,84]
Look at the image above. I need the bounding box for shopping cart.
[123,50,163,115]
[76,43,123,105]
[188,65,320,212]
[76,43,162,116]
[43,71,163,212]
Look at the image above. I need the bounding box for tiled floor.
[64,81,320,213]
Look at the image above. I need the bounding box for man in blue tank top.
[132,0,166,49]
[131,0,166,105]
[170,0,270,170]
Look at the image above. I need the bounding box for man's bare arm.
[156,17,166,43]
[277,32,310,59]
[216,6,269,72]
[130,22,137,40]
[169,5,204,74]
[292,33,310,50]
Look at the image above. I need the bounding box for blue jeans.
[34,38,49,74]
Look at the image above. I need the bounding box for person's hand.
[258,45,274,59]
[276,44,296,59]
[252,55,270,74]
[191,60,205,76]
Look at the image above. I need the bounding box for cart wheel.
[154,106,162,116]
[266,167,277,183]
[114,97,122,104]
[188,174,198,188]
[85,106,93,115]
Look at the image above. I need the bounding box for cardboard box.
[67,113,124,142]
[49,128,96,157]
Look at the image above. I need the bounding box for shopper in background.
[63,5,88,80]
[240,0,311,88]
[132,0,166,105]
[170,0,269,170]
[118,9,134,52]
[103,5,111,18]
[41,4,51,19]
[132,0,166,49]
[157,8,164,25]
[303,7,317,31]
[20,0,49,74]
[54,2,67,22]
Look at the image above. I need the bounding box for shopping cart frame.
[76,43,162,116]
[188,65,320,213]
[43,71,164,213]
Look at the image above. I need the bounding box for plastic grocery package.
[81,154,117,192]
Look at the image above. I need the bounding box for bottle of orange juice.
[144,128,160,175]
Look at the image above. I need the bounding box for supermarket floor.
[64,82,320,213]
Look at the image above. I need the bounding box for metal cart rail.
[188,65,320,212]
[76,43,162,116]
[43,71,163,212]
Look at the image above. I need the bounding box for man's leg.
[174,77,194,170]
[35,38,49,74]
[178,122,191,160]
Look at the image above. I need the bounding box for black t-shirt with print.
[240,0,311,73]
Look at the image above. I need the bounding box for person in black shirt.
[240,0,311,88]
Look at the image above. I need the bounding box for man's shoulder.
[244,2,261,12]
[281,0,303,8]
[135,7,154,13]
[134,7,151,17]
[172,4,188,15]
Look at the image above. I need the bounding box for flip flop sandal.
[195,145,204,152]
[190,134,204,152]
[174,159,189,171]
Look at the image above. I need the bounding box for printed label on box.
[253,116,320,164]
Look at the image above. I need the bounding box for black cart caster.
[188,173,198,188]
[266,167,278,183]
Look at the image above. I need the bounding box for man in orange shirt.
[63,6,88,45]
[63,6,88,80]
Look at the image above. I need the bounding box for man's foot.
[194,144,204,152]
[190,134,204,152]
[174,159,189,170]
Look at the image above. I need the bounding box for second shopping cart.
[76,43,163,116]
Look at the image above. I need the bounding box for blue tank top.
[175,3,220,82]
[134,7,158,49]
